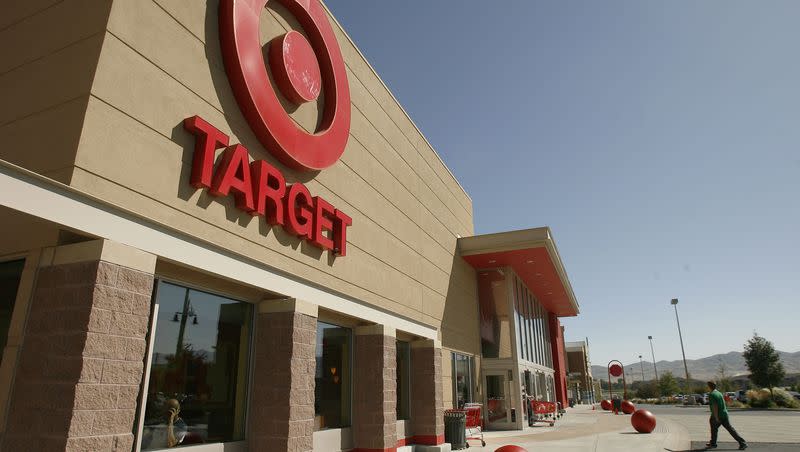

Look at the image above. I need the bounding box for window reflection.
[315,321,352,430]
[142,281,252,450]
[477,270,510,359]
[452,352,474,408]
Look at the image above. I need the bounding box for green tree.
[743,332,785,399]
[659,371,680,397]
[637,380,659,399]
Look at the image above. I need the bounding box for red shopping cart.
[528,400,557,426]
[463,403,485,447]
[444,404,485,448]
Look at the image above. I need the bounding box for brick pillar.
[1,239,156,452]
[410,339,444,446]
[352,325,396,451]
[249,299,317,452]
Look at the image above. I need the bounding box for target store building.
[0,1,580,451]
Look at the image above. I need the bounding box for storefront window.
[0,259,24,366]
[477,270,511,359]
[396,340,410,420]
[513,281,523,361]
[525,289,534,363]
[535,371,546,399]
[141,281,252,450]
[315,321,352,430]
[452,352,474,408]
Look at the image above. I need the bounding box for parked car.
[683,394,703,405]
[788,391,800,401]
[701,393,709,405]
[736,390,748,403]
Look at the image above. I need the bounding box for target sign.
[219,0,351,171]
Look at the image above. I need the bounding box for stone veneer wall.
[352,332,396,450]
[249,309,317,452]
[1,258,154,451]
[410,343,444,445]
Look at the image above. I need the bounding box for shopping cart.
[528,400,557,426]
[463,403,485,447]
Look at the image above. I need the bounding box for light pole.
[671,298,691,398]
[648,335,659,386]
[639,354,645,381]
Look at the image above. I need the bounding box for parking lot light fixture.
[671,298,692,399]
[648,335,659,386]
[639,354,645,381]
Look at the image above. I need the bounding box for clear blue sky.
[325,1,800,367]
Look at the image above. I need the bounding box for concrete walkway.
[459,404,690,452]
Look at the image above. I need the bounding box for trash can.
[444,410,467,450]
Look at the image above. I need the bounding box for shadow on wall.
[202,0,320,185]
[440,251,480,355]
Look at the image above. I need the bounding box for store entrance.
[484,371,515,429]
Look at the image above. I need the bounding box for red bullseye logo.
[219,0,350,171]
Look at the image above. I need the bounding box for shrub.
[746,389,776,408]
[746,388,800,409]
[727,400,745,409]
[772,388,800,408]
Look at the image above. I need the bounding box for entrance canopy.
[458,227,579,317]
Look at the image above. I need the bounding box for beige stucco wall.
[0,0,113,184]
[1,0,479,335]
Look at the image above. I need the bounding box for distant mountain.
[591,350,800,382]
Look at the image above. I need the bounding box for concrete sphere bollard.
[600,399,612,411]
[495,446,528,452]
[621,400,636,414]
[631,409,657,433]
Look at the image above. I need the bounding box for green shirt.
[709,389,728,420]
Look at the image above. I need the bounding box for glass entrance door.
[485,372,512,429]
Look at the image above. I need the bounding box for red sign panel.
[219,0,351,171]
[184,116,352,256]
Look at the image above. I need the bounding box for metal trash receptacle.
[444,409,467,449]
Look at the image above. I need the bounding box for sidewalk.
[461,404,690,452]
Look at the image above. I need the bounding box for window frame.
[134,277,256,452]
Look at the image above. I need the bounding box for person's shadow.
[666,443,745,452]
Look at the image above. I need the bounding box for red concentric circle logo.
[219,0,351,171]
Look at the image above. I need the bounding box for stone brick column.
[1,239,156,452]
[249,299,317,452]
[410,339,444,446]
[352,325,396,451]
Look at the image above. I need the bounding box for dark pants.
[710,416,746,445]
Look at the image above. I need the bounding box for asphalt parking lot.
[642,404,800,451]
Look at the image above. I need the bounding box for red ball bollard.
[495,446,528,452]
[600,399,612,411]
[621,400,636,415]
[631,409,657,433]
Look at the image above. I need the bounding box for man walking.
[706,381,747,450]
